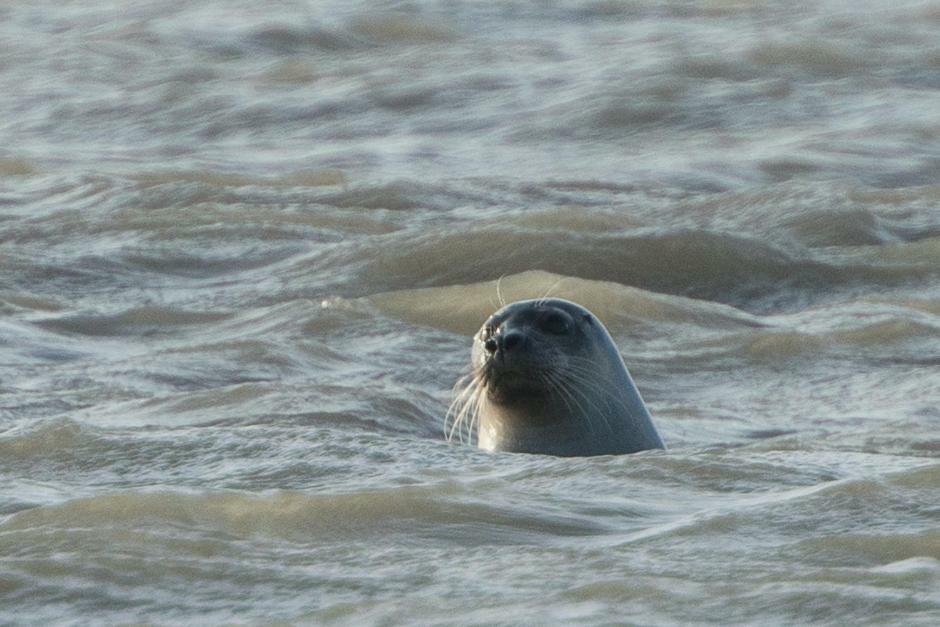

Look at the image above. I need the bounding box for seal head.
[448,298,664,456]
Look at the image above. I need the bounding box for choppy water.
[2,0,940,623]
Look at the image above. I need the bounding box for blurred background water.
[2,0,940,623]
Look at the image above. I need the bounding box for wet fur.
[446,298,664,456]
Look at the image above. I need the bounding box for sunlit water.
[2,0,940,623]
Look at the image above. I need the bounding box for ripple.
[34,307,232,337]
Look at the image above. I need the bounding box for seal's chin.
[483,366,553,404]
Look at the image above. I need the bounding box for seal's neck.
[477,396,607,456]
[477,388,664,457]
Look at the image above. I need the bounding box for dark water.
[2,0,940,623]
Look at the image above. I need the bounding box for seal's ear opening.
[583,313,593,326]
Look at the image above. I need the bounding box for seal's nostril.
[502,331,523,351]
[484,338,498,354]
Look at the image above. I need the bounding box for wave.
[33,307,231,337]
[358,224,939,312]
[368,270,762,336]
[1,483,603,544]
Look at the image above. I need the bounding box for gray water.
[2,0,940,624]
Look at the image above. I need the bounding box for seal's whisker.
[563,362,619,403]
[542,370,577,420]
[536,276,566,307]
[565,359,623,393]
[456,386,473,443]
[564,366,648,434]
[495,274,507,308]
[446,370,481,443]
[444,397,463,443]
[554,360,615,414]
[462,383,483,444]
[454,391,477,444]
[470,386,486,445]
[547,372,577,420]
[546,369,599,435]
[564,361,641,430]
[451,371,476,395]
[554,369,611,434]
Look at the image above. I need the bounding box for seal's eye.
[539,311,571,335]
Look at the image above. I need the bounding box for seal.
[447,298,664,456]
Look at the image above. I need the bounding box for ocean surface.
[2,0,940,624]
